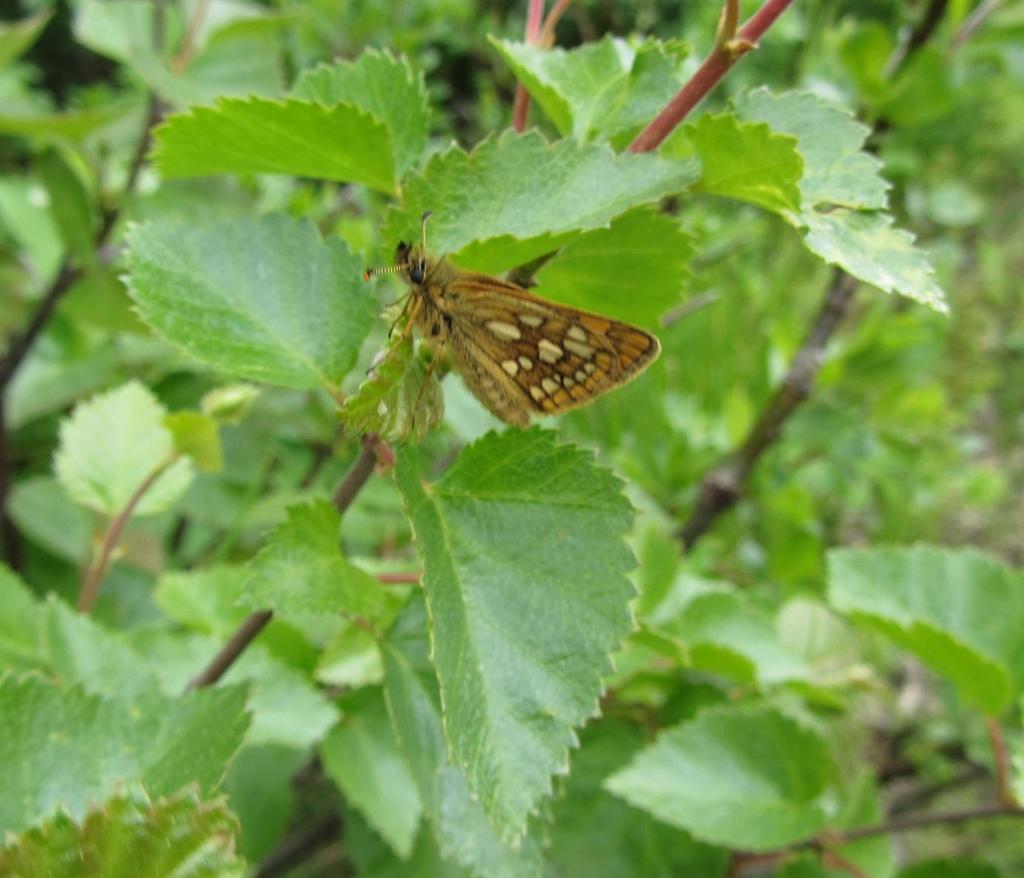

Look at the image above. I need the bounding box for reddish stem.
[512,0,546,132]
[77,461,172,613]
[377,571,421,585]
[986,716,1018,806]
[629,0,797,153]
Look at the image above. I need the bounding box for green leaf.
[44,599,157,698]
[396,429,636,840]
[321,689,422,859]
[7,477,92,564]
[733,88,946,312]
[54,381,195,517]
[0,9,51,68]
[547,720,728,878]
[164,411,223,472]
[490,36,688,146]
[383,130,698,273]
[531,207,694,328]
[685,113,802,214]
[152,97,397,193]
[0,785,244,878]
[667,590,808,686]
[293,49,430,178]
[802,209,947,312]
[0,674,249,835]
[36,147,95,265]
[734,88,888,211]
[226,744,306,862]
[242,501,399,633]
[605,704,831,850]
[0,565,42,672]
[155,565,250,636]
[382,596,543,878]
[0,176,63,287]
[0,103,133,142]
[125,214,375,391]
[340,334,444,443]
[827,545,1024,713]
[131,628,338,750]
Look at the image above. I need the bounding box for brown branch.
[77,460,173,613]
[677,271,858,549]
[254,813,342,878]
[986,716,1018,807]
[184,609,274,691]
[171,0,211,72]
[629,0,797,153]
[333,437,378,512]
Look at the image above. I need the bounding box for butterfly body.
[391,241,661,426]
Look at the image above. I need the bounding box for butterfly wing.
[443,274,660,424]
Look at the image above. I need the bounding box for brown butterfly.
[365,215,660,427]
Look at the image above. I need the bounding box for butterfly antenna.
[420,210,432,253]
[363,263,409,281]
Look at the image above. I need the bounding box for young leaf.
[36,147,95,265]
[0,785,244,878]
[396,429,636,840]
[666,590,809,686]
[733,88,946,312]
[54,381,195,518]
[827,545,1024,714]
[293,49,430,178]
[382,596,543,878]
[532,207,694,328]
[200,383,260,425]
[339,335,444,443]
[0,675,249,835]
[605,703,831,850]
[490,36,688,146]
[383,130,698,273]
[164,411,223,472]
[685,113,803,215]
[320,689,422,859]
[152,98,397,193]
[126,214,375,392]
[242,501,399,633]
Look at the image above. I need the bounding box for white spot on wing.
[538,339,564,363]
[487,320,522,341]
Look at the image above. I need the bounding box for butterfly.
[365,214,660,427]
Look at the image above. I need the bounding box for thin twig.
[840,802,1024,842]
[629,0,797,153]
[171,0,211,72]
[536,0,574,47]
[184,610,274,691]
[512,0,546,132]
[677,271,857,549]
[254,813,342,878]
[661,291,719,327]
[986,716,1018,806]
[77,460,173,612]
[185,437,388,692]
[884,0,950,78]
[949,0,1003,55]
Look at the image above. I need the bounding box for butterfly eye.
[409,261,426,284]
